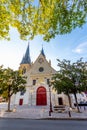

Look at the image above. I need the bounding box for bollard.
[49,111,51,116]
[68,111,71,117]
[67,107,72,117]
[13,105,16,112]
[84,106,86,111]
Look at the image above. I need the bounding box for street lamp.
[49,82,53,116]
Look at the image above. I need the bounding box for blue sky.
[0,23,87,70]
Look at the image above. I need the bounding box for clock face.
[38,58,44,63]
[39,67,44,72]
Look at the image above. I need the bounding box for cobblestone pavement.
[0,103,87,119]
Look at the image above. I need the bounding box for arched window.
[22,67,26,74]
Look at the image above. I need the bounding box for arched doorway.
[36,86,47,106]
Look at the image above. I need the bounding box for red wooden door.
[36,87,47,106]
[19,99,23,105]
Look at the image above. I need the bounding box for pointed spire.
[20,43,31,64]
[41,45,45,57]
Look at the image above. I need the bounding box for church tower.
[19,43,31,74]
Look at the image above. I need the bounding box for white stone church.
[12,44,87,107]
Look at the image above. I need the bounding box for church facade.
[12,44,87,107]
[12,44,69,107]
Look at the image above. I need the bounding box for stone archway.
[36,86,47,106]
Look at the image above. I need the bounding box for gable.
[29,53,56,76]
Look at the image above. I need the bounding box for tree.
[52,74,73,108]
[0,65,4,94]
[52,58,87,112]
[0,0,87,41]
[0,67,26,111]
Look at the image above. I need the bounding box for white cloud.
[72,42,87,54]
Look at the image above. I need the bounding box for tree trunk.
[7,85,11,112]
[7,96,11,112]
[67,93,72,108]
[74,92,80,112]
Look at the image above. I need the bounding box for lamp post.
[49,83,53,116]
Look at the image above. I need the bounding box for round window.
[39,67,44,72]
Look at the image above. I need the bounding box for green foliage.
[52,58,87,111]
[52,58,87,94]
[0,66,26,111]
[0,65,4,94]
[0,67,26,99]
[0,0,87,41]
